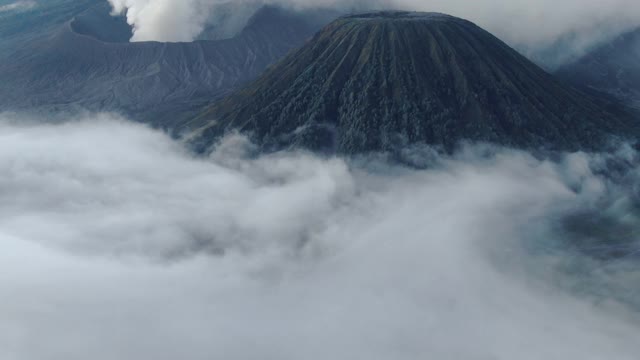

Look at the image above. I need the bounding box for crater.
[343,11,458,22]
[69,3,132,43]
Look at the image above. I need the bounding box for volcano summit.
[187,11,640,154]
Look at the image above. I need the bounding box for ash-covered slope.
[188,11,639,153]
[0,4,334,128]
[557,27,640,110]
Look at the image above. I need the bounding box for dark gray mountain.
[0,3,337,128]
[557,27,640,110]
[185,12,640,154]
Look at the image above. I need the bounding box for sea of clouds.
[0,113,639,359]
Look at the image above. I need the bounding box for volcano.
[186,11,639,154]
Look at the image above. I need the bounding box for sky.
[107,0,640,65]
[1,113,639,359]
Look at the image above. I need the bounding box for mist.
[0,0,36,13]
[107,0,640,66]
[1,113,639,359]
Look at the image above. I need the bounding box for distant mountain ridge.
[186,11,640,154]
[557,27,640,110]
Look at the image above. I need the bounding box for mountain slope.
[187,12,639,153]
[557,27,640,110]
[0,4,335,128]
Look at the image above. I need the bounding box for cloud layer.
[0,0,36,13]
[1,113,639,359]
[107,0,640,65]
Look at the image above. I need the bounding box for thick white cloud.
[0,113,639,359]
[108,0,212,41]
[107,0,640,65]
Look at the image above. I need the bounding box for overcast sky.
[107,0,640,65]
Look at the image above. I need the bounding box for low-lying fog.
[0,113,639,359]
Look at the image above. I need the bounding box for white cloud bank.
[0,113,639,359]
